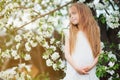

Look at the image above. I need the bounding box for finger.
[83,71,89,74]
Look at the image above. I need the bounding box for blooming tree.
[0,0,120,80]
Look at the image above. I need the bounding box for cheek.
[70,18,72,21]
[77,15,80,22]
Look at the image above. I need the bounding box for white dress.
[63,30,99,80]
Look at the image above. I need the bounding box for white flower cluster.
[108,51,117,61]
[17,31,38,52]
[42,37,66,71]
[86,3,94,8]
[87,0,109,9]
[86,0,120,29]
[0,67,17,80]
[78,0,86,3]
[107,70,115,75]
[0,49,31,61]
[100,42,105,50]
[45,50,65,70]
[0,63,32,80]
[41,26,54,38]
[94,0,109,10]
[118,44,120,50]
[15,35,22,42]
[51,52,60,61]
[11,49,20,60]
[0,2,19,16]
[1,49,11,59]
[24,54,31,61]
[106,11,120,29]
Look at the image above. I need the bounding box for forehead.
[69,6,78,13]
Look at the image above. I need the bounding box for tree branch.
[108,0,115,10]
[104,9,110,15]
[15,1,72,31]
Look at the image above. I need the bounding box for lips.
[72,19,76,22]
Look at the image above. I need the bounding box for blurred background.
[0,0,120,80]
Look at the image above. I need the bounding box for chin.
[73,23,78,25]
[73,24,78,26]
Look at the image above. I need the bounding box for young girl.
[63,3,101,80]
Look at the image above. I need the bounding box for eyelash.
[69,12,76,17]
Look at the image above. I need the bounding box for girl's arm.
[83,54,100,72]
[64,34,87,74]
[91,55,99,68]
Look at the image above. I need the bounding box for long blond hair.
[69,3,101,58]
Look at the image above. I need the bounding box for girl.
[63,3,101,80]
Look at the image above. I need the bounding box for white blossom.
[0,67,17,79]
[25,42,31,52]
[62,18,69,28]
[79,0,86,3]
[18,63,26,69]
[17,72,25,80]
[56,41,60,46]
[43,42,49,49]
[52,64,58,71]
[94,3,107,10]
[106,13,120,29]
[108,51,117,60]
[15,35,22,42]
[13,18,23,27]
[36,35,44,43]
[41,1,47,7]
[11,49,20,60]
[25,65,32,72]
[43,31,52,37]
[22,11,31,22]
[61,45,65,52]
[107,70,115,75]
[50,38,55,44]
[23,31,34,39]
[51,52,60,61]
[41,24,48,31]
[87,3,94,8]
[112,11,120,17]
[42,54,49,59]
[33,4,41,12]
[118,31,120,38]
[7,16,14,25]
[60,9,67,15]
[46,59,53,66]
[108,61,115,67]
[101,42,105,50]
[24,54,31,61]
[0,27,6,36]
[29,40,38,47]
[53,0,61,5]
[118,44,120,50]
[1,49,11,58]
[16,43,21,49]
[58,59,66,69]
[50,45,56,51]
[108,77,113,80]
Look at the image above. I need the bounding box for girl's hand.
[83,65,93,72]
[75,66,89,75]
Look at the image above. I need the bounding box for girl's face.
[69,6,79,25]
